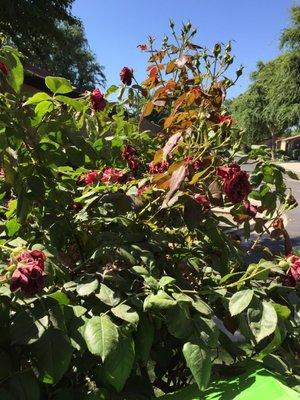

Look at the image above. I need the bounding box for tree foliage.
[0,23,299,399]
[231,7,300,154]
[280,6,300,51]
[0,0,105,89]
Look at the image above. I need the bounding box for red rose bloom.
[78,171,99,186]
[85,171,99,185]
[101,167,125,184]
[91,89,106,112]
[193,159,204,170]
[0,62,8,75]
[284,254,300,286]
[0,168,4,178]
[217,163,251,204]
[11,249,46,295]
[149,161,169,174]
[194,194,210,210]
[120,67,133,86]
[122,145,140,171]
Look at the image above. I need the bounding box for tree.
[280,6,300,50]
[231,8,300,158]
[0,0,105,89]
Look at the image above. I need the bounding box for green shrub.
[0,24,299,399]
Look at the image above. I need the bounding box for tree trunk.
[268,125,277,160]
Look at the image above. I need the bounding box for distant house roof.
[276,134,300,143]
[24,64,83,98]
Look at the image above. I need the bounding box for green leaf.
[166,304,193,339]
[192,298,213,316]
[104,334,135,392]
[24,92,51,105]
[45,76,73,94]
[34,100,54,123]
[156,384,200,400]
[47,291,70,305]
[5,371,40,400]
[229,289,254,316]
[96,283,120,307]
[159,276,176,288]
[144,291,176,311]
[182,342,211,391]
[6,52,24,93]
[0,349,12,380]
[56,95,84,111]
[31,328,72,384]
[111,304,139,325]
[6,218,21,237]
[77,277,98,296]
[285,170,299,180]
[272,303,291,319]
[248,300,278,343]
[10,308,49,345]
[83,315,119,361]
[258,324,286,360]
[135,314,154,363]
[106,85,119,97]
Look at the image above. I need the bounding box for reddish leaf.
[165,165,187,205]
[163,132,181,158]
[166,60,176,74]
[143,102,154,117]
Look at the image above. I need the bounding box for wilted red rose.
[10,262,45,295]
[122,145,136,161]
[217,163,251,204]
[137,185,150,197]
[73,202,83,212]
[218,114,233,126]
[184,156,193,165]
[11,249,46,295]
[127,157,140,171]
[91,89,106,112]
[122,145,140,171]
[101,167,125,184]
[194,194,210,210]
[120,67,133,86]
[141,88,148,97]
[0,62,8,75]
[16,249,46,269]
[149,161,169,174]
[193,159,204,171]
[243,200,257,218]
[283,254,300,286]
[137,44,148,51]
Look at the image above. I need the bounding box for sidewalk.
[276,162,300,174]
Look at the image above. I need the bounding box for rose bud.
[0,62,9,75]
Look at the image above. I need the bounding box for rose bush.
[0,23,299,399]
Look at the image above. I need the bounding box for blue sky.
[72,0,299,98]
